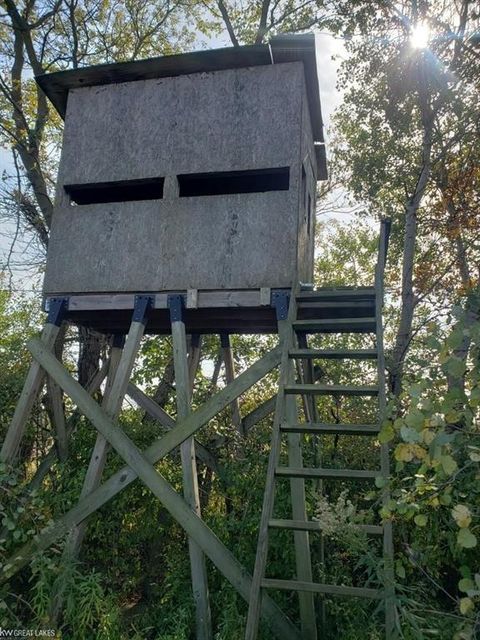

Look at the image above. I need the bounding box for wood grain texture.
[2,343,281,582]
[23,338,299,640]
[1,323,60,463]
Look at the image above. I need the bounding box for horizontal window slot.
[65,177,164,205]
[178,167,290,197]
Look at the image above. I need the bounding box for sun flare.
[410,22,430,49]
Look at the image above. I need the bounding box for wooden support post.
[1,297,68,464]
[52,298,153,622]
[3,343,281,582]
[28,359,110,493]
[188,334,202,395]
[62,337,125,558]
[169,296,212,640]
[24,339,299,640]
[67,298,152,555]
[282,322,317,640]
[220,333,243,437]
[46,377,68,462]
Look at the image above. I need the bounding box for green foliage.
[379,302,480,636]
[1,3,479,639]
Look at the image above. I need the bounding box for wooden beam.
[126,383,219,474]
[46,377,68,462]
[49,341,127,623]
[283,323,317,640]
[171,311,212,640]
[1,323,60,463]
[28,359,110,492]
[66,289,268,312]
[63,342,124,556]
[242,396,276,433]
[2,343,281,582]
[22,338,300,640]
[245,296,298,640]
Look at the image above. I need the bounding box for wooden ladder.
[245,220,394,639]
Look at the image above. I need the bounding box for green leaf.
[459,578,475,593]
[440,492,452,506]
[452,505,472,528]
[441,455,457,475]
[395,560,406,579]
[460,597,474,615]
[414,514,428,527]
[401,425,421,443]
[457,529,477,549]
[408,383,424,398]
[405,410,425,430]
[447,328,464,350]
[443,357,466,379]
[378,423,394,443]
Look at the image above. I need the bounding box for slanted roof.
[36,33,327,178]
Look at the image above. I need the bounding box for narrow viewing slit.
[65,177,164,205]
[178,167,290,197]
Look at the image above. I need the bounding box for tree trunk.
[77,327,107,388]
[389,95,434,395]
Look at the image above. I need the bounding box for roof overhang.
[36,33,327,179]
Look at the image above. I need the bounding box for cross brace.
[2,340,297,640]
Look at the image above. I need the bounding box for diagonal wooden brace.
[16,338,298,640]
[3,343,281,584]
[1,324,60,463]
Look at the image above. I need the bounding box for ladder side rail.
[375,218,395,638]
[245,288,299,640]
[285,328,318,640]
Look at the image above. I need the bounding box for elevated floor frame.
[1,279,394,638]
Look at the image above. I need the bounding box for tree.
[332,0,480,395]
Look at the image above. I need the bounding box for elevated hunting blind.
[2,33,396,640]
[38,33,327,333]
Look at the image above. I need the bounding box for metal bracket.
[167,294,185,323]
[191,333,201,348]
[112,333,126,349]
[271,291,290,321]
[133,295,154,324]
[220,333,230,349]
[47,297,69,326]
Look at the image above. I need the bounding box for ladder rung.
[268,519,383,536]
[297,301,374,309]
[292,318,376,333]
[296,288,376,303]
[284,384,379,396]
[289,348,378,360]
[275,467,380,480]
[261,578,382,599]
[280,423,380,435]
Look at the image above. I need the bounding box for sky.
[0,32,346,294]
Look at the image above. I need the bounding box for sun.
[410,22,430,49]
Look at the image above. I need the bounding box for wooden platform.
[44,287,376,335]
